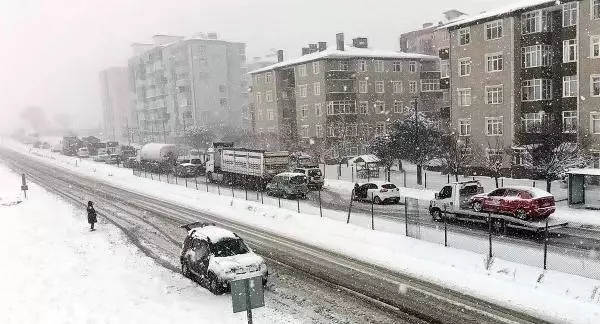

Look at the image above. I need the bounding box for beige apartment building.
[250,34,441,158]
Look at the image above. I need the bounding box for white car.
[353,181,401,204]
[93,153,109,162]
[77,148,90,158]
[180,223,268,295]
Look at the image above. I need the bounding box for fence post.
[543,217,549,270]
[231,183,234,197]
[403,172,407,187]
[337,164,341,180]
[195,177,198,190]
[501,177,504,187]
[447,173,450,183]
[261,187,264,204]
[158,173,161,181]
[444,206,448,247]
[351,165,354,183]
[533,181,536,188]
[150,172,153,180]
[425,172,427,188]
[404,197,408,236]
[217,181,221,195]
[488,214,493,258]
[278,195,281,208]
[371,192,375,230]
[318,188,323,218]
[245,184,248,201]
[297,196,300,214]
[206,176,209,192]
[347,189,354,224]
[185,177,188,188]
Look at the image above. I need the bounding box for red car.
[470,186,555,220]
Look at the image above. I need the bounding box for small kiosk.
[568,169,600,209]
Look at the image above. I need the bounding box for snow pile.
[0,164,297,324]
[444,0,555,29]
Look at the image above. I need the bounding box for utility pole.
[413,97,422,185]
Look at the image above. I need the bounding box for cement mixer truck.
[139,143,178,173]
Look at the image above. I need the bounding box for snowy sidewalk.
[0,164,297,324]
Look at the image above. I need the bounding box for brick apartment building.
[249,33,441,158]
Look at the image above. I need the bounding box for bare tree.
[473,137,511,188]
[443,134,473,182]
[369,135,395,182]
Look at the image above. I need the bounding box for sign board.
[21,185,28,191]
[231,276,264,313]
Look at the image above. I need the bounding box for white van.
[77,147,90,158]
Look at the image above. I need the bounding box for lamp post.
[413,97,422,185]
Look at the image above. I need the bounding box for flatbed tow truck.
[428,180,568,234]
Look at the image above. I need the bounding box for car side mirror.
[435,193,439,200]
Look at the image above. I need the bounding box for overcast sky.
[0,0,498,133]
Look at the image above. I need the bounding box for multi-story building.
[442,0,600,168]
[399,10,467,56]
[246,57,277,131]
[249,33,441,158]
[99,67,134,143]
[128,34,247,143]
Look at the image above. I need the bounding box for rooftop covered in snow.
[249,47,438,74]
[443,0,556,29]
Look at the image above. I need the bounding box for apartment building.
[99,67,134,143]
[128,34,247,143]
[442,0,600,168]
[250,33,441,158]
[399,10,467,56]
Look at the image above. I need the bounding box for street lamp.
[412,97,422,185]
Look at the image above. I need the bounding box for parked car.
[105,154,120,164]
[353,182,401,204]
[293,166,324,190]
[77,147,90,158]
[266,172,309,199]
[33,141,42,148]
[174,158,205,177]
[469,186,555,220]
[93,153,109,162]
[122,157,138,168]
[41,142,51,149]
[180,222,268,295]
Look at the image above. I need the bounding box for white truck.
[139,143,178,172]
[428,180,568,233]
[205,143,290,188]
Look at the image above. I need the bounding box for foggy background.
[0,0,498,133]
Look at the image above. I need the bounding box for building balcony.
[326,70,356,80]
[438,48,449,60]
[420,71,440,79]
[440,78,450,89]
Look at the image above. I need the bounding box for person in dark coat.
[353,183,360,199]
[87,201,97,231]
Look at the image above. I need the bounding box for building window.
[485,20,503,40]
[591,75,600,96]
[298,64,307,77]
[299,85,308,97]
[339,61,349,71]
[459,58,471,76]
[312,62,319,74]
[522,113,543,133]
[267,110,275,120]
[393,61,402,72]
[563,75,578,97]
[327,100,357,115]
[486,149,503,163]
[393,101,403,113]
[563,39,578,63]
[458,28,470,45]
[563,2,578,27]
[375,81,385,93]
[521,10,551,34]
[375,101,385,114]
[563,111,578,133]
[359,60,367,72]
[315,103,322,116]
[265,90,273,102]
[485,85,503,104]
[374,60,384,72]
[255,92,262,104]
[375,122,386,135]
[409,61,417,73]
[255,74,261,84]
[393,81,403,93]
[592,36,600,58]
[313,82,321,96]
[346,124,358,137]
[409,81,417,93]
[486,116,504,136]
[522,79,552,101]
[522,45,553,68]
[257,109,263,120]
[441,60,449,78]
[457,88,472,107]
[595,0,600,19]
[359,81,368,93]
[459,119,471,136]
[359,101,368,114]
[300,125,309,139]
[316,124,323,138]
[265,72,272,83]
[300,105,308,118]
[591,113,600,133]
[442,90,450,103]
[421,79,440,92]
[486,53,503,72]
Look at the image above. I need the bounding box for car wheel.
[208,273,223,295]
[515,209,528,220]
[431,209,443,222]
[473,201,483,212]
[181,261,191,279]
[373,196,382,205]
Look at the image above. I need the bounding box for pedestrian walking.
[87,201,97,231]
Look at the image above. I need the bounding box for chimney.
[207,32,218,39]
[422,22,434,29]
[152,35,183,46]
[336,33,344,51]
[352,37,368,48]
[318,42,327,51]
[302,47,310,56]
[277,50,284,63]
[308,44,318,53]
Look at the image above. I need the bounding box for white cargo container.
[139,143,178,163]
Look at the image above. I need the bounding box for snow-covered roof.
[192,225,237,243]
[568,168,600,176]
[275,172,306,177]
[506,186,553,198]
[250,47,438,74]
[350,155,381,164]
[444,0,555,29]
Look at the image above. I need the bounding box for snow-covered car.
[293,166,324,190]
[105,154,120,164]
[470,186,555,220]
[353,182,401,204]
[174,158,204,177]
[93,153,109,162]
[41,142,51,149]
[77,147,90,158]
[180,222,268,295]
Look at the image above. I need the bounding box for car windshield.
[191,159,202,164]
[180,159,190,164]
[211,238,249,257]
[381,184,396,189]
[308,169,322,177]
[290,175,306,185]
